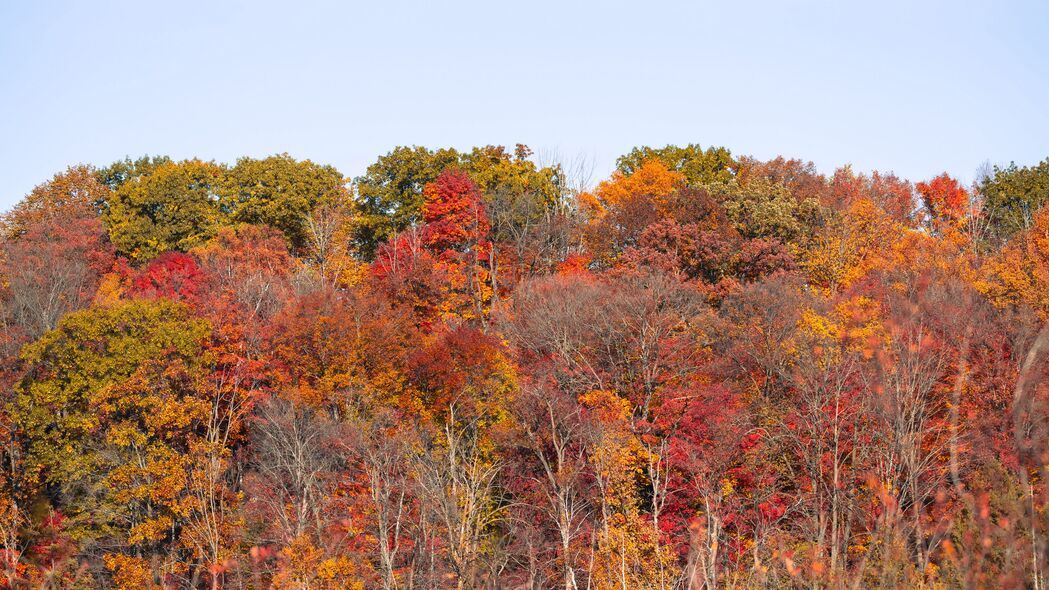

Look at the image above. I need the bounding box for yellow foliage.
[577,190,605,219]
[273,535,365,590]
[589,516,681,590]
[91,271,126,306]
[835,295,888,356]
[802,198,916,291]
[978,206,1049,317]
[798,308,840,342]
[796,295,888,366]
[104,554,167,590]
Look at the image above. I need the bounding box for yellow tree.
[978,205,1049,317]
[802,198,924,292]
[580,389,679,590]
[13,299,245,588]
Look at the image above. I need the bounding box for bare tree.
[416,404,506,590]
[248,398,343,544]
[344,410,417,590]
[509,381,592,590]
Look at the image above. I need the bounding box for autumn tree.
[224,154,349,252]
[103,159,227,263]
[95,155,174,193]
[354,146,464,257]
[14,299,212,584]
[616,144,735,186]
[1,165,109,237]
[417,170,493,321]
[917,172,970,228]
[978,204,1049,317]
[736,156,826,203]
[980,158,1049,240]
[0,197,114,344]
[354,145,561,258]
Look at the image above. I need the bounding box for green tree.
[103,159,226,263]
[714,177,824,244]
[224,154,348,252]
[980,158,1049,240]
[463,144,562,209]
[354,146,463,257]
[616,143,736,186]
[95,155,174,192]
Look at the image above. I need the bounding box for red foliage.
[917,172,969,225]
[370,230,446,324]
[421,170,491,258]
[129,251,204,304]
[408,324,508,417]
[0,209,114,343]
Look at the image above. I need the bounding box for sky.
[1,0,1048,211]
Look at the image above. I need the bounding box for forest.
[0,144,1048,590]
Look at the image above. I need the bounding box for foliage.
[354,144,560,257]
[15,300,210,554]
[3,145,1049,590]
[616,143,736,186]
[980,158,1049,239]
[103,159,227,263]
[224,154,348,252]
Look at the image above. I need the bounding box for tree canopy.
[1,144,1048,589]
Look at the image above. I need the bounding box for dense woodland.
[1,144,1048,589]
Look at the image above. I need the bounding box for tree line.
[1,144,1048,589]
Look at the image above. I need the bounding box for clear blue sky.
[2,0,1047,211]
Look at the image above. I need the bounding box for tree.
[415,407,507,590]
[502,378,593,590]
[418,171,493,321]
[0,204,114,344]
[8,140,1049,590]
[193,223,296,348]
[95,155,174,193]
[421,170,491,258]
[917,173,970,228]
[354,146,464,257]
[801,197,913,292]
[128,251,205,305]
[342,408,418,590]
[980,158,1049,240]
[780,297,873,585]
[14,299,211,583]
[302,199,364,289]
[1,165,109,237]
[504,272,708,589]
[224,154,349,252]
[463,144,563,212]
[406,326,516,589]
[714,176,823,244]
[103,159,226,263]
[616,144,735,186]
[587,159,685,219]
[616,218,793,293]
[979,205,1049,317]
[736,156,825,203]
[817,166,916,224]
[246,397,343,546]
[354,145,562,258]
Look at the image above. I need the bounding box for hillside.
[1,145,1048,589]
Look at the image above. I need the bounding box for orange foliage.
[592,159,685,217]
[979,205,1049,316]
